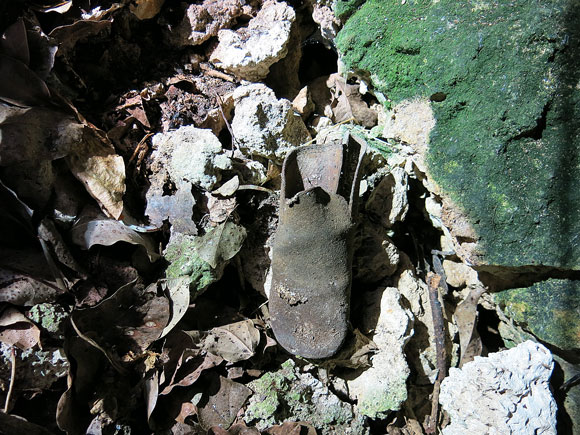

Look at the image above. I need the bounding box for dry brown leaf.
[49,19,112,57]
[159,277,191,338]
[130,0,166,20]
[265,421,317,435]
[198,374,251,431]
[161,349,223,395]
[0,306,41,349]
[65,125,125,218]
[455,285,487,367]
[202,319,260,363]
[207,193,237,225]
[70,206,159,261]
[71,281,170,364]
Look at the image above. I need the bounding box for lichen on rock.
[231,83,311,163]
[244,359,354,432]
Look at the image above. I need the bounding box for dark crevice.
[476,263,580,292]
[508,101,550,142]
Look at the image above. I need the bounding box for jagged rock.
[442,259,479,289]
[439,341,557,435]
[311,1,341,42]
[164,0,243,47]
[145,126,231,235]
[495,279,580,351]
[210,1,296,81]
[365,166,409,228]
[337,1,580,269]
[231,84,311,163]
[347,286,413,418]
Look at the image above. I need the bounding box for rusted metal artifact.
[269,132,366,358]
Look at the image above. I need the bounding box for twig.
[4,346,16,413]
[426,272,447,434]
[215,93,238,158]
[237,185,274,194]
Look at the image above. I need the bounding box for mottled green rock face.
[336,0,580,268]
[495,279,580,350]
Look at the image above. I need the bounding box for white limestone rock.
[164,0,243,47]
[210,1,295,81]
[347,287,413,418]
[231,83,311,163]
[439,341,557,435]
[145,126,231,235]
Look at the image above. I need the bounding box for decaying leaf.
[201,319,261,363]
[70,206,159,261]
[159,277,191,338]
[71,281,170,365]
[66,125,126,219]
[455,285,487,367]
[193,221,247,269]
[328,74,377,128]
[49,19,112,57]
[265,421,317,435]
[130,0,166,20]
[0,306,41,349]
[198,374,252,431]
[161,347,223,395]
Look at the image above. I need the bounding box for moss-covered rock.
[336,0,580,268]
[495,279,580,350]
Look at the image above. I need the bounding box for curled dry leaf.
[159,277,191,338]
[193,221,247,269]
[0,306,41,349]
[0,248,64,305]
[265,421,317,435]
[49,19,112,57]
[71,206,159,261]
[455,285,487,367]
[201,319,261,363]
[65,125,126,219]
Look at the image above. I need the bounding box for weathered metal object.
[270,132,366,358]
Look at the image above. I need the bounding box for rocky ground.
[0,0,578,434]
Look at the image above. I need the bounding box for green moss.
[337,0,580,267]
[163,235,219,298]
[495,279,580,350]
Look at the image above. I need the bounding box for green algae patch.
[495,279,580,351]
[336,0,580,268]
